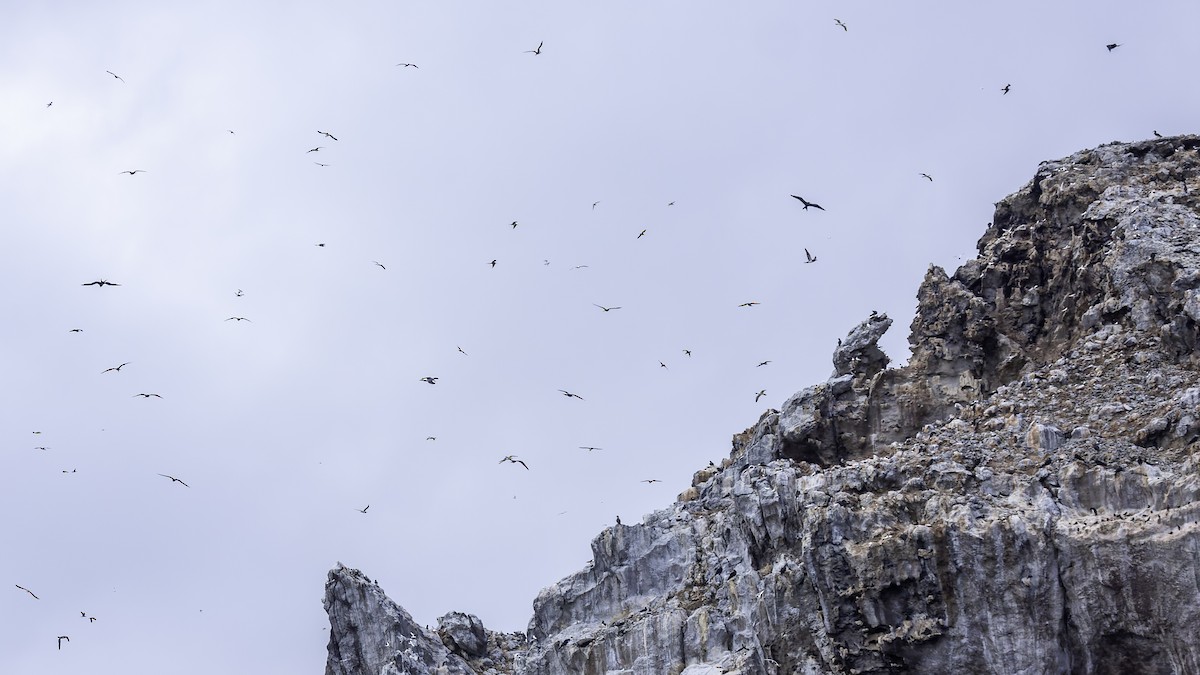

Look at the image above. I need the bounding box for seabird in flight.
[593,304,621,312]
[920,173,933,181]
[316,243,326,247]
[119,169,146,175]
[756,389,766,402]
[158,473,189,487]
[1106,43,1121,51]
[834,19,848,31]
[307,147,323,153]
[579,446,601,451]
[58,636,69,650]
[756,361,771,367]
[524,41,543,55]
[314,162,330,167]
[46,101,53,108]
[790,195,825,211]
[457,346,468,355]
[105,70,124,82]
[500,455,529,469]
[225,316,251,322]
[805,248,817,264]
[489,259,497,267]
[558,389,584,400]
[15,584,39,599]
[318,130,338,140]
[419,376,438,384]
[510,221,519,229]
[637,229,647,238]
[683,349,692,356]
[738,301,760,308]
[592,201,600,210]
[426,436,436,441]
[641,479,661,484]
[1001,84,1011,95]
[82,280,120,287]
[133,393,162,398]
[659,361,668,369]
[102,362,131,373]
[357,505,369,513]
[69,328,83,333]
[373,261,386,270]
[395,63,419,68]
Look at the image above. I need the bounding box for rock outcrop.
[325,136,1200,674]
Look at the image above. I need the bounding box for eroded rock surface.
[325,136,1200,674]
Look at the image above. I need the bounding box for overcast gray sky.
[2,1,1197,672]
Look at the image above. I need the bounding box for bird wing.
[518,460,529,470]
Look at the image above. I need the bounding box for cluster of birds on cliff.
[11,10,1149,658]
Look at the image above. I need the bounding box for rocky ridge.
[325,136,1200,674]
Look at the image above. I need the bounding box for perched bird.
[419,376,438,384]
[641,479,661,484]
[756,389,766,402]
[524,41,544,54]
[58,636,69,650]
[834,18,848,31]
[225,316,251,322]
[1001,83,1011,95]
[357,505,369,513]
[119,169,146,175]
[15,584,39,600]
[395,63,419,68]
[102,362,131,373]
[756,361,771,367]
[738,301,760,308]
[500,455,529,469]
[637,229,647,238]
[158,473,189,487]
[318,130,338,140]
[920,173,933,181]
[372,261,386,270]
[1106,43,1121,51]
[307,147,323,153]
[1153,130,1163,138]
[82,280,120,287]
[133,393,162,398]
[593,304,621,312]
[790,195,825,211]
[105,70,124,82]
[805,248,817,264]
[558,389,584,400]
[579,446,602,452]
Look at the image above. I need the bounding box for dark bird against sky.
[738,301,760,308]
[920,173,933,181]
[105,70,124,82]
[102,362,131,373]
[1106,43,1121,51]
[419,376,438,384]
[15,584,39,599]
[57,636,69,650]
[790,195,825,211]
[524,41,543,54]
[158,473,189,487]
[82,280,120,287]
[805,248,817,264]
[558,389,584,400]
[317,130,338,140]
[834,19,847,31]
[1002,83,1011,94]
[133,393,162,398]
[395,62,418,68]
[119,169,146,175]
[500,455,529,469]
[593,304,621,312]
[756,389,766,402]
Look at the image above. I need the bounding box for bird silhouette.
[756,389,766,402]
[357,505,369,513]
[82,280,120,287]
[593,304,621,312]
[500,455,529,469]
[158,473,189,487]
[133,393,162,398]
[592,201,600,210]
[579,446,602,452]
[225,316,251,322]
[46,101,53,108]
[373,261,386,270]
[641,479,661,484]
[834,19,848,31]
[920,173,933,181]
[683,349,692,357]
[1106,43,1121,51]
[457,346,468,355]
[757,361,771,367]
[102,362,131,373]
[510,221,519,229]
[805,248,817,264]
[637,229,647,238]
[1153,130,1163,138]
[119,169,146,175]
[318,130,338,140]
[69,328,82,333]
[15,584,38,599]
[57,636,69,650]
[790,195,825,211]
[419,376,438,384]
[738,301,760,308]
[558,389,584,400]
[395,63,419,68]
[105,70,124,82]
[314,162,330,167]
[524,41,543,54]
[1001,84,1011,95]
[307,147,323,153]
[236,289,244,297]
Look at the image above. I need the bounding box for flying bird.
[641,479,661,484]
[579,446,602,452]
[637,229,647,238]
[314,162,330,167]
[356,505,369,513]
[372,261,386,270]
[158,473,189,487]
[69,328,82,333]
[500,455,529,469]
[133,393,162,398]
[58,636,69,650]
[395,63,419,68]
[318,130,338,140]
[225,316,251,322]
[805,248,817,264]
[82,279,120,287]
[756,361,771,367]
[738,301,760,308]
[105,70,124,82]
[920,173,933,181]
[659,361,668,369]
[236,289,244,297]
[46,101,53,108]
[419,376,438,384]
[457,346,468,355]
[524,41,543,54]
[790,195,825,211]
[510,221,519,229]
[15,585,38,599]
[307,147,323,153]
[102,362,130,373]
[489,259,497,267]
[667,201,675,206]
[683,349,692,357]
[755,389,766,402]
[1106,43,1121,51]
[834,19,848,31]
[316,243,326,247]
[593,304,621,312]
[119,169,146,175]
[1001,84,1011,95]
[558,389,584,400]
[592,201,600,210]
[426,436,436,441]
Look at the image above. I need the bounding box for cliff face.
[325,136,1200,675]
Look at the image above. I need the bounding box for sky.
[1,1,1197,673]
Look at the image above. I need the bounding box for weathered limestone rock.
[325,136,1200,674]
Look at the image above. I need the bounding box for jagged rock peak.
[325,136,1200,674]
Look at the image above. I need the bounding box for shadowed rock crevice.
[324,136,1200,674]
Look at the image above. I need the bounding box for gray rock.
[438,612,489,658]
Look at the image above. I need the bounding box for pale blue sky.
[2,1,1196,673]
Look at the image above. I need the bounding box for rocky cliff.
[324,136,1200,675]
